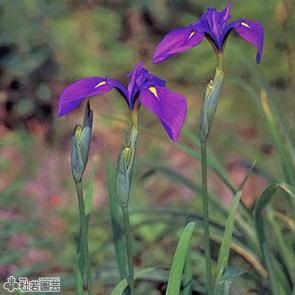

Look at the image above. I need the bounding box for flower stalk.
[116,115,138,295]
[74,181,93,295]
[71,102,93,295]
[199,54,224,295]
[122,206,134,295]
[200,141,212,295]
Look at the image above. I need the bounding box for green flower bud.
[71,102,93,182]
[80,102,93,169]
[116,146,131,207]
[116,127,138,207]
[200,68,224,142]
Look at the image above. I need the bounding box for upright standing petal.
[229,19,264,63]
[58,77,127,116]
[152,27,205,64]
[220,2,232,23]
[127,62,166,108]
[140,86,187,141]
[127,62,148,107]
[200,3,232,50]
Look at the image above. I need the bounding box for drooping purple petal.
[58,77,127,116]
[140,86,187,142]
[228,19,264,63]
[107,78,129,106]
[152,26,205,64]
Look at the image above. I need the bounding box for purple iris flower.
[58,62,187,142]
[153,2,264,64]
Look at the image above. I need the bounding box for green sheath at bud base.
[71,125,84,182]
[116,127,138,207]
[200,68,224,143]
[71,102,93,182]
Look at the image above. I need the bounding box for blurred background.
[0,0,294,294]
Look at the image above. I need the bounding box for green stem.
[216,53,224,73]
[122,206,135,295]
[75,181,93,295]
[201,141,213,295]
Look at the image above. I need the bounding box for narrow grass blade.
[177,142,236,194]
[182,250,193,295]
[268,209,295,286]
[214,280,231,295]
[254,182,295,255]
[260,90,295,185]
[214,269,245,295]
[274,211,295,231]
[215,191,242,291]
[254,182,295,293]
[99,267,204,294]
[106,159,127,279]
[166,222,195,295]
[141,162,228,217]
[231,77,295,184]
[181,129,236,193]
[141,162,259,253]
[271,246,292,294]
[132,208,266,279]
[263,243,287,295]
[111,268,155,295]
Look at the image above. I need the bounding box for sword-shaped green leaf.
[166,222,195,295]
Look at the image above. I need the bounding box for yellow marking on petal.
[94,81,106,88]
[149,86,159,99]
[241,22,251,28]
[188,31,195,39]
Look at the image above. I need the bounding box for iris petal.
[220,2,232,23]
[140,86,187,142]
[58,77,127,116]
[127,61,167,108]
[128,62,145,103]
[152,27,204,64]
[226,19,264,63]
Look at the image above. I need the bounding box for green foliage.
[260,90,295,185]
[49,6,135,78]
[166,222,195,295]
[214,191,242,294]
[111,268,155,295]
[0,0,60,76]
[254,183,295,294]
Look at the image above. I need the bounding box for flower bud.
[116,127,138,207]
[80,102,93,169]
[200,68,224,142]
[71,102,93,182]
[116,146,131,207]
